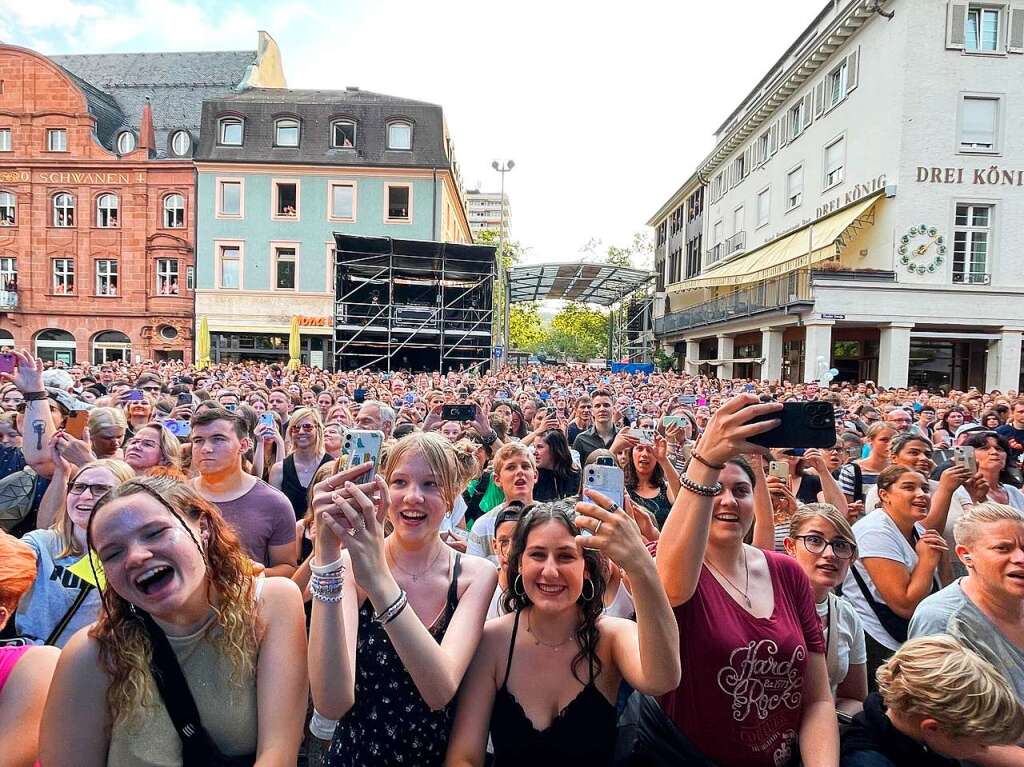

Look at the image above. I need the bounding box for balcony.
[0,290,17,311]
[656,269,812,335]
[705,231,746,266]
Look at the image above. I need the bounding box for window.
[387,121,412,150]
[789,101,805,139]
[733,205,744,234]
[116,131,136,154]
[953,204,992,283]
[828,61,848,108]
[186,266,195,291]
[53,259,74,293]
[95,260,118,296]
[218,117,243,146]
[757,187,770,227]
[757,132,770,165]
[274,247,297,290]
[824,136,845,189]
[959,96,999,151]
[218,245,240,289]
[0,258,15,290]
[0,128,10,152]
[47,128,67,152]
[275,118,300,147]
[170,130,191,156]
[712,219,724,244]
[685,235,703,279]
[329,182,355,221]
[786,166,804,210]
[218,180,242,217]
[966,6,1001,52]
[386,185,411,221]
[52,193,75,227]
[0,191,14,226]
[332,120,356,148]
[273,181,298,218]
[156,259,180,295]
[95,193,119,227]
[731,155,745,185]
[163,194,185,228]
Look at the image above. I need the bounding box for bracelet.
[372,589,408,625]
[310,571,345,603]
[679,472,723,497]
[310,556,345,575]
[690,451,725,471]
[480,430,497,446]
[382,596,409,626]
[23,391,48,402]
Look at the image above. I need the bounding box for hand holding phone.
[344,429,384,484]
[0,352,15,375]
[442,404,476,422]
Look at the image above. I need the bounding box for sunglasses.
[290,423,317,433]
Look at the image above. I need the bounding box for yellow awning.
[670,193,883,292]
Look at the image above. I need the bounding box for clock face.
[898,224,946,275]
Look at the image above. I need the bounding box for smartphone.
[404,392,415,404]
[545,406,557,418]
[748,401,837,449]
[953,445,977,474]
[662,415,687,428]
[768,461,789,481]
[125,389,144,402]
[846,445,863,461]
[344,429,384,484]
[442,404,476,422]
[64,411,89,440]
[629,427,656,445]
[0,352,15,375]
[258,413,276,430]
[353,388,366,404]
[581,465,625,535]
[176,392,193,407]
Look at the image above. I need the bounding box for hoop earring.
[513,574,525,597]
[581,578,595,602]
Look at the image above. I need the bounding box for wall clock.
[898,224,946,275]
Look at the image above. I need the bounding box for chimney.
[139,97,155,156]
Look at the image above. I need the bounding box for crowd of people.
[0,351,1022,767]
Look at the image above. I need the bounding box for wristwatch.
[480,430,498,446]
[23,391,48,402]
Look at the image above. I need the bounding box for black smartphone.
[176,392,192,407]
[442,404,476,422]
[748,401,837,449]
[595,455,615,467]
[353,388,366,404]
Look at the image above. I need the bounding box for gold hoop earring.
[513,574,525,597]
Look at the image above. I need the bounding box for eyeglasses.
[141,386,161,393]
[68,482,115,497]
[290,423,317,433]
[793,534,856,560]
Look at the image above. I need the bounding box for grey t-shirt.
[909,579,1024,704]
[211,480,296,566]
[15,529,101,648]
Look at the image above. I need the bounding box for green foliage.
[654,347,676,372]
[542,304,609,361]
[475,229,525,271]
[510,303,545,352]
[580,231,654,271]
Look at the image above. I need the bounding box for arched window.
[274,118,300,147]
[218,117,244,146]
[116,131,136,154]
[35,328,76,365]
[170,130,191,156]
[386,120,413,150]
[96,193,119,228]
[163,194,185,228]
[331,120,357,148]
[53,193,75,227]
[92,330,131,364]
[0,191,14,226]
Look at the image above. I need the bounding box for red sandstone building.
[0,37,284,364]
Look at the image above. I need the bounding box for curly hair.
[86,476,259,725]
[501,499,606,685]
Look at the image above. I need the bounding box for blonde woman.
[87,406,127,460]
[269,407,331,524]
[839,421,895,505]
[16,459,134,647]
[123,421,182,474]
[41,475,308,766]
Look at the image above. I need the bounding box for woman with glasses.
[270,407,331,530]
[16,458,134,647]
[784,504,867,714]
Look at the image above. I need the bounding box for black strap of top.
[446,553,462,613]
[502,610,523,688]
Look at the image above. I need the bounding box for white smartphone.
[344,429,384,484]
[953,445,977,475]
[581,464,625,536]
[629,427,656,445]
[768,460,789,481]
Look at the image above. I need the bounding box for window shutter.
[768,123,777,156]
[946,2,968,49]
[846,48,859,92]
[1009,5,1024,53]
[779,114,790,147]
[743,146,753,177]
[803,92,815,130]
[814,80,826,117]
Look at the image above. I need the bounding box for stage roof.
[508,263,654,306]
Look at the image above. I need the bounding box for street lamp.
[492,159,514,368]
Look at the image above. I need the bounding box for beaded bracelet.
[679,473,723,497]
[310,572,345,603]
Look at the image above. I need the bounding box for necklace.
[387,541,445,582]
[704,547,752,609]
[526,608,574,651]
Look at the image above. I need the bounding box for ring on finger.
[608,503,621,514]
[594,520,603,535]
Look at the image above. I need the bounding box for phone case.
[953,446,977,474]
[748,402,837,449]
[768,461,789,480]
[583,465,625,508]
[345,430,384,483]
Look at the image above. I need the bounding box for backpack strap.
[852,462,864,503]
[45,584,92,646]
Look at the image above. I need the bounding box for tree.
[509,303,545,352]
[579,231,654,270]
[543,304,609,361]
[475,229,526,271]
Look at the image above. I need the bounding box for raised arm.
[747,454,776,551]
[3,350,56,477]
[803,448,849,517]
[923,465,970,533]
[861,530,946,619]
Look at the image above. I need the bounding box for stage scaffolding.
[610,292,655,364]
[333,234,496,372]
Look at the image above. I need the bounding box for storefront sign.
[0,171,29,183]
[915,166,1024,186]
[296,315,332,327]
[816,174,887,218]
[36,171,145,184]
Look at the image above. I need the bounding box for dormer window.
[275,118,300,147]
[387,121,412,150]
[331,120,357,148]
[170,130,191,156]
[47,128,67,152]
[116,131,136,154]
[218,117,244,146]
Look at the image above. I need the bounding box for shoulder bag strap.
[45,584,93,646]
[852,462,864,502]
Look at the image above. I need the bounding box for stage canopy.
[508,262,654,306]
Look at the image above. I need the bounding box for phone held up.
[64,411,89,440]
[748,401,837,450]
[345,429,384,485]
[953,445,977,475]
[441,404,476,422]
[580,464,625,537]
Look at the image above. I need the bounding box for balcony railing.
[952,271,990,285]
[705,231,746,266]
[0,290,17,310]
[656,270,812,335]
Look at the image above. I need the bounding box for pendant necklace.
[704,547,752,609]
[387,542,445,582]
[526,608,574,651]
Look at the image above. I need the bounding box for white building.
[650,0,1024,391]
[465,189,511,242]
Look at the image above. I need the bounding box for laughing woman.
[40,475,308,766]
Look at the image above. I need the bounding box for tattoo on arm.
[32,420,45,451]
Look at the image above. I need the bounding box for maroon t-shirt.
[212,480,296,566]
[660,549,825,767]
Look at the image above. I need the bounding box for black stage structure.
[333,234,496,372]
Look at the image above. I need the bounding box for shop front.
[908,338,987,391]
[210,331,331,369]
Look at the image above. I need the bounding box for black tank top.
[489,610,617,767]
[281,453,331,520]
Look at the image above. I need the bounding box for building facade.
[194,87,472,369]
[465,188,510,242]
[650,0,1024,390]
[0,36,284,365]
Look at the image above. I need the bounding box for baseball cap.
[954,423,988,439]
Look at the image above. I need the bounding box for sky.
[0,0,826,267]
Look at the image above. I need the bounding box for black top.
[572,426,618,467]
[628,484,671,528]
[533,467,582,502]
[490,610,616,767]
[839,693,959,767]
[326,554,463,767]
[281,453,332,520]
